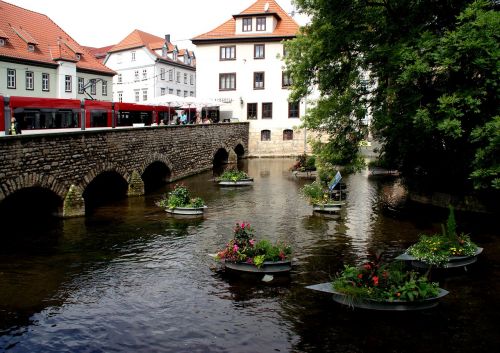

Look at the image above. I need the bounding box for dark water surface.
[0,159,498,353]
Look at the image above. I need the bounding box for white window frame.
[7,69,16,88]
[25,71,34,90]
[42,73,49,91]
[78,77,84,94]
[160,68,165,80]
[65,75,72,92]
[102,81,107,96]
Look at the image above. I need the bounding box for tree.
[285,0,499,193]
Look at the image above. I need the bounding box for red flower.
[363,263,372,270]
[372,276,379,286]
[357,274,363,279]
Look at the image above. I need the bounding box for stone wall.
[0,123,248,216]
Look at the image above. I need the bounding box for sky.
[6,0,309,50]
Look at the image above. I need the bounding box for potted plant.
[214,222,292,273]
[156,184,206,216]
[291,153,317,178]
[301,181,345,213]
[396,206,482,268]
[217,170,253,186]
[307,256,449,310]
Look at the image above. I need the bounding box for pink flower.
[249,239,255,246]
[233,244,239,252]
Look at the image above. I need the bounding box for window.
[176,71,181,83]
[27,44,35,52]
[160,68,165,80]
[190,74,194,85]
[102,81,107,96]
[118,92,123,102]
[42,73,49,91]
[25,71,34,90]
[176,89,181,96]
[131,51,136,61]
[242,18,252,32]
[253,72,264,89]
[65,75,72,92]
[190,91,194,97]
[142,69,147,80]
[169,88,173,94]
[220,46,236,60]
[282,72,292,87]
[184,73,187,84]
[219,73,236,91]
[134,90,140,102]
[183,90,188,97]
[256,17,266,31]
[7,69,16,88]
[289,101,300,118]
[76,54,81,61]
[78,77,84,93]
[142,89,148,101]
[262,103,272,119]
[169,70,173,81]
[117,74,122,84]
[0,38,5,47]
[161,87,166,95]
[90,79,96,95]
[247,103,257,120]
[283,129,294,140]
[254,44,265,59]
[261,130,271,141]
[134,70,139,82]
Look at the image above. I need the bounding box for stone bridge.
[0,123,248,218]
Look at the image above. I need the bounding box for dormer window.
[76,53,81,60]
[0,38,5,47]
[242,18,252,32]
[173,51,178,61]
[256,17,266,31]
[27,44,35,52]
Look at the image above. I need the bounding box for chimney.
[165,34,171,43]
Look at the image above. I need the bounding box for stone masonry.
[0,123,249,217]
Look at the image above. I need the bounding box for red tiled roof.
[192,0,299,42]
[0,0,115,75]
[83,44,114,63]
[108,29,194,68]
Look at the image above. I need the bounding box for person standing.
[9,117,21,135]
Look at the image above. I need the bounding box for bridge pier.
[63,184,85,217]
[228,149,238,164]
[127,170,145,196]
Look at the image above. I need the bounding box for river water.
[0,159,498,353]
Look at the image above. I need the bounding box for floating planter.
[213,222,292,274]
[307,256,448,311]
[156,184,206,217]
[301,179,347,214]
[306,283,449,311]
[312,201,345,214]
[290,153,317,179]
[292,170,318,179]
[397,206,481,269]
[217,170,253,186]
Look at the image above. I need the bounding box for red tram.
[0,96,178,133]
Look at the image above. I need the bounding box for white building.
[104,30,196,104]
[192,0,309,157]
[0,0,115,101]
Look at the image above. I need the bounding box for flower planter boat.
[292,170,317,179]
[312,201,345,213]
[165,206,207,216]
[396,247,483,269]
[306,282,449,311]
[218,178,254,186]
[222,260,292,274]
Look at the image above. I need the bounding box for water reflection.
[0,158,498,353]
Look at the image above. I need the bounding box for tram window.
[90,110,108,127]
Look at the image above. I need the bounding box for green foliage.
[291,153,317,171]
[286,0,499,193]
[218,170,249,182]
[156,184,205,209]
[300,181,328,204]
[332,259,440,302]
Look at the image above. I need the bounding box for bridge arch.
[234,141,246,159]
[140,153,174,193]
[212,145,230,166]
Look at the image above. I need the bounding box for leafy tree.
[286,0,499,193]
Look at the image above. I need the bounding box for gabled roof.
[107,29,195,69]
[0,0,115,75]
[192,0,299,43]
[83,45,114,63]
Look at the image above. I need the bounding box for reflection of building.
[0,0,115,100]
[192,0,310,157]
[102,30,196,104]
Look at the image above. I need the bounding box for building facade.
[103,30,196,104]
[0,0,115,101]
[192,0,310,157]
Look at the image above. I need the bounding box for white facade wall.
[0,61,112,101]
[106,47,196,104]
[196,41,310,157]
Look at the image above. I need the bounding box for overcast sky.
[7,0,308,49]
